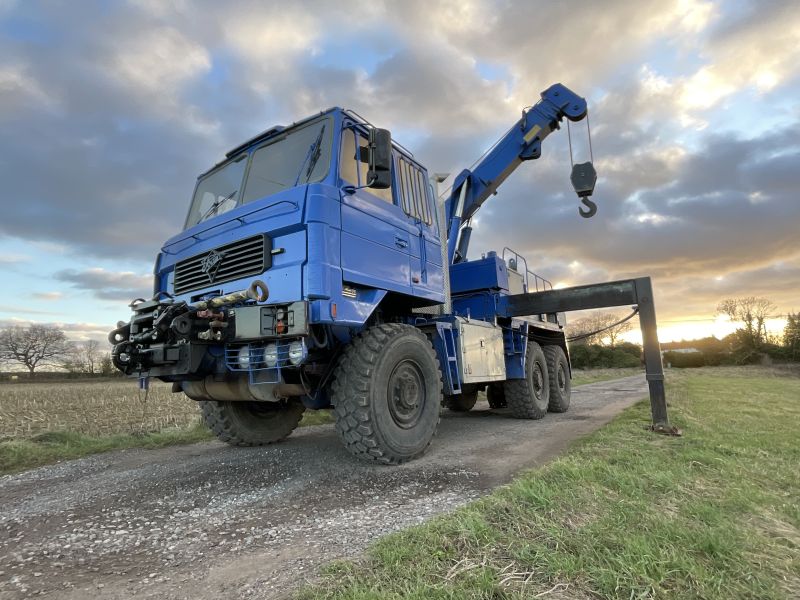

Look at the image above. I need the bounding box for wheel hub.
[533,364,544,398]
[388,360,425,429]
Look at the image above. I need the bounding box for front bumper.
[110,295,309,380]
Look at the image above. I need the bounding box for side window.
[341,126,394,204]
[356,132,394,204]
[416,169,431,224]
[399,159,411,215]
[339,128,359,185]
[397,158,433,225]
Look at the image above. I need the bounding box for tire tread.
[331,323,441,464]
[543,345,571,413]
[504,341,549,420]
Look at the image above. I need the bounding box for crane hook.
[579,197,597,218]
[567,114,598,220]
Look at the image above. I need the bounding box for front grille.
[173,234,269,295]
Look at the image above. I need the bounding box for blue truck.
[110,83,672,464]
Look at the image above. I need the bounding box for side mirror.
[367,128,392,189]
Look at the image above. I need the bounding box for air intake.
[173,234,270,295]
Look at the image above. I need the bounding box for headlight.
[237,345,251,369]
[288,340,304,365]
[264,343,278,368]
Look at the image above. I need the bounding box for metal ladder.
[439,324,461,395]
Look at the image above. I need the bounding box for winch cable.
[566,307,640,343]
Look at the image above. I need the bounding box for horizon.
[1,0,798,345]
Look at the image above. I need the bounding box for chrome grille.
[173,235,267,295]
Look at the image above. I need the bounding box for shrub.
[663,351,705,368]
[569,344,641,369]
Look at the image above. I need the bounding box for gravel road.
[0,375,649,599]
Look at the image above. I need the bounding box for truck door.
[339,125,412,294]
[396,157,445,302]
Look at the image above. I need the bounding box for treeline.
[569,342,642,369]
[567,299,800,369]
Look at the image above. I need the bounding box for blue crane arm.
[444,83,590,263]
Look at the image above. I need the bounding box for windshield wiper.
[294,124,326,186]
[199,189,237,223]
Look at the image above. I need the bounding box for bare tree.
[566,317,602,345]
[60,345,87,374]
[82,340,101,374]
[567,312,633,348]
[716,297,776,349]
[0,325,73,377]
[60,340,105,374]
[99,352,116,376]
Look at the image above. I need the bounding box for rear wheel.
[486,383,506,409]
[544,345,571,413]
[446,388,478,412]
[200,400,305,446]
[331,324,442,464]
[504,341,549,419]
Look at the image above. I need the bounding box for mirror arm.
[342,175,377,195]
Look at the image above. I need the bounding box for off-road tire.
[504,341,549,419]
[446,389,478,412]
[200,400,305,446]
[486,383,506,409]
[331,323,442,464]
[544,345,571,413]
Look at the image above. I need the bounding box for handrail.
[502,247,553,293]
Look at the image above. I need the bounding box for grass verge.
[0,408,336,476]
[300,368,800,599]
[570,366,643,386]
[0,424,214,475]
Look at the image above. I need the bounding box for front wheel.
[200,400,305,446]
[331,324,442,464]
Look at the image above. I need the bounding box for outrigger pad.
[570,161,597,198]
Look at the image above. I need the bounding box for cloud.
[54,268,152,302]
[0,0,797,335]
[687,2,800,98]
[0,252,30,264]
[31,291,63,301]
[469,110,800,321]
[104,26,211,105]
[0,305,60,316]
[0,64,57,113]
[0,318,113,343]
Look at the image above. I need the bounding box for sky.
[0,0,798,344]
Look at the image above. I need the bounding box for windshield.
[185,154,247,227]
[241,119,331,204]
[185,118,332,229]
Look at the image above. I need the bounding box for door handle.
[394,237,408,248]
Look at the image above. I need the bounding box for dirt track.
[0,375,649,599]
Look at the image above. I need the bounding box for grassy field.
[0,378,200,438]
[0,368,640,474]
[0,378,336,474]
[300,366,800,600]
[570,366,643,386]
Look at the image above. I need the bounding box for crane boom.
[444,83,593,264]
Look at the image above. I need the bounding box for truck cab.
[156,109,443,325]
